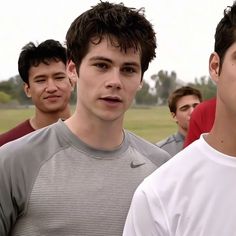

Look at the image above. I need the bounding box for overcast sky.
[0,0,234,83]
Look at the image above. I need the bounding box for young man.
[184,97,216,147]
[123,2,236,235]
[0,2,170,235]
[156,86,202,156]
[0,39,73,146]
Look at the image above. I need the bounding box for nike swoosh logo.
[130,161,146,168]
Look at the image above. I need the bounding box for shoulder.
[156,133,184,157]
[0,119,34,146]
[0,121,68,196]
[192,97,216,116]
[125,130,171,166]
[0,121,66,164]
[142,139,203,190]
[156,133,182,148]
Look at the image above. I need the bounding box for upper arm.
[123,183,170,236]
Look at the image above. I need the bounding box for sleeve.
[0,151,18,235]
[122,183,170,236]
[0,145,29,236]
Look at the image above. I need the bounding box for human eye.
[55,75,66,80]
[179,105,190,112]
[35,78,46,83]
[122,66,137,76]
[192,103,199,108]
[93,62,108,70]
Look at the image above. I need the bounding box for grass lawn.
[0,106,176,143]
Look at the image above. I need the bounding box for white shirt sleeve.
[123,182,170,236]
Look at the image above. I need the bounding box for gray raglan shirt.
[0,120,170,236]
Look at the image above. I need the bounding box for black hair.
[214,1,236,74]
[18,39,67,84]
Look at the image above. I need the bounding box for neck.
[31,107,71,130]
[178,127,187,138]
[65,113,124,150]
[205,106,236,156]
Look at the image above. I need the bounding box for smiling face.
[67,37,142,123]
[25,60,72,114]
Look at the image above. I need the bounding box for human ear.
[171,112,176,119]
[209,52,220,83]
[137,81,143,91]
[67,60,78,80]
[23,83,31,98]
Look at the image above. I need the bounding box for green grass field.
[0,106,176,143]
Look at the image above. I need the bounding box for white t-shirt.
[123,134,236,236]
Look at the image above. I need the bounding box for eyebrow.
[178,102,200,110]
[89,56,140,67]
[33,72,66,79]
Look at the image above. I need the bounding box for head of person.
[168,86,202,135]
[65,1,156,121]
[209,2,236,115]
[66,1,156,79]
[18,39,73,113]
[214,2,236,75]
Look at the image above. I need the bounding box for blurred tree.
[187,76,216,100]
[0,91,11,103]
[0,75,30,104]
[151,70,180,104]
[135,80,156,105]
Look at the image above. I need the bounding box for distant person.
[184,96,216,147]
[123,2,236,235]
[0,2,170,235]
[0,39,73,146]
[156,86,202,156]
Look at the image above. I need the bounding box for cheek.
[126,81,140,94]
[176,113,188,123]
[62,84,73,94]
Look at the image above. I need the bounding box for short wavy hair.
[168,86,202,114]
[66,1,156,80]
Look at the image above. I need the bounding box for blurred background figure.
[184,96,216,147]
[156,86,202,156]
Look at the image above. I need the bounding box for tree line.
[136,70,216,105]
[0,71,216,106]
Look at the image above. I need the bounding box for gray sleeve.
[0,144,22,235]
[0,140,42,235]
[0,123,64,235]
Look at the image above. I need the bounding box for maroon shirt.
[184,97,216,147]
[0,119,35,146]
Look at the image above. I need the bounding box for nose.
[45,79,58,92]
[189,106,195,115]
[105,70,122,89]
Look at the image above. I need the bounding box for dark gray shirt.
[156,132,185,157]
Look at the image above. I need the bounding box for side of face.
[24,60,73,113]
[67,37,142,122]
[172,95,201,132]
[209,42,236,116]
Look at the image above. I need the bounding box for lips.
[100,95,122,103]
[44,95,61,99]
